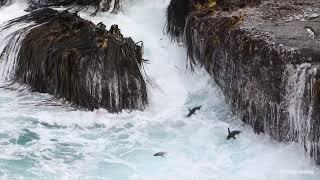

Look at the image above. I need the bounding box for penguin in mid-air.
[153,152,167,157]
[186,105,202,117]
[226,128,241,140]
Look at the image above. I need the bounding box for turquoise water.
[0,0,319,179]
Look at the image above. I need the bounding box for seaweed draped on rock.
[166,0,320,165]
[27,0,123,14]
[0,0,123,15]
[165,0,260,41]
[0,8,148,112]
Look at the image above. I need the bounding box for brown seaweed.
[165,0,260,42]
[27,0,123,15]
[0,8,148,112]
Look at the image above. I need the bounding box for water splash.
[0,0,319,180]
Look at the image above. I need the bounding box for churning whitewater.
[0,0,319,179]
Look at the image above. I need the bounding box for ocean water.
[0,0,319,179]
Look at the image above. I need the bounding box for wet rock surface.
[0,8,148,112]
[168,0,320,164]
[27,0,123,15]
[0,0,123,15]
[0,0,10,7]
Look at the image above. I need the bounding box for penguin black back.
[186,105,202,117]
[154,152,166,157]
[226,128,241,140]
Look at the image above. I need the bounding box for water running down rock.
[0,0,319,179]
[0,8,148,112]
[166,0,320,165]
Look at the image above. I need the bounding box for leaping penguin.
[186,105,202,117]
[226,128,241,140]
[154,152,167,157]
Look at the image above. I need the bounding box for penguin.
[305,26,316,39]
[226,128,241,140]
[186,105,202,117]
[153,152,167,157]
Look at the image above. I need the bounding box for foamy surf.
[0,0,319,179]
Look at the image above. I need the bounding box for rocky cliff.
[167,0,320,164]
[0,8,148,112]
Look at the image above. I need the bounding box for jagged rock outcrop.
[0,8,148,112]
[167,0,320,164]
[166,0,259,41]
[0,0,123,15]
[27,0,123,15]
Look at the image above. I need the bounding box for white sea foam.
[0,0,319,179]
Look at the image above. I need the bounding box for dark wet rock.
[166,0,192,41]
[165,0,260,41]
[0,0,123,15]
[0,8,148,112]
[27,0,123,15]
[258,0,320,22]
[0,0,10,7]
[166,0,320,164]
